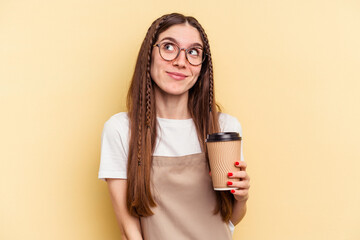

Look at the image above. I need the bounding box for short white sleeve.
[98,112,129,181]
[219,113,244,162]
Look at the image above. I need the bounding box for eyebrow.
[158,37,203,48]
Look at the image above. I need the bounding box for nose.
[172,49,187,67]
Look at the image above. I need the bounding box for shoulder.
[218,112,243,136]
[102,112,130,139]
[103,112,129,131]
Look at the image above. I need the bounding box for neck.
[154,87,191,119]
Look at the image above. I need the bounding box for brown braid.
[191,22,216,131]
[209,60,214,113]
[140,15,170,166]
[137,86,142,166]
[198,27,214,113]
[202,28,215,130]
[145,16,168,127]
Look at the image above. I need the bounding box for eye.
[162,43,175,52]
[188,48,201,57]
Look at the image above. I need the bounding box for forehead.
[157,23,203,46]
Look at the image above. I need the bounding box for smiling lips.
[166,71,188,80]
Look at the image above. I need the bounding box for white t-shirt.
[98,112,244,234]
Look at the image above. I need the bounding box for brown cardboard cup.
[206,132,241,191]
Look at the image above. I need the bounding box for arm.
[107,179,143,240]
[230,197,248,225]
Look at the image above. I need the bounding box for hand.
[227,161,250,202]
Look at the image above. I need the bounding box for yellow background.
[1,0,359,239]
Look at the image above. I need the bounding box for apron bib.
[140,153,232,240]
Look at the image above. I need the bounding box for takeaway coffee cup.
[206,132,242,190]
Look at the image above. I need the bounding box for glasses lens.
[159,43,178,61]
[186,47,204,65]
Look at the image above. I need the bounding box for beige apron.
[140,153,232,240]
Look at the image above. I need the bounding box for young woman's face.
[150,23,203,97]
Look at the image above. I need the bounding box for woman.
[98,13,250,240]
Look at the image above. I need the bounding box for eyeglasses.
[153,42,206,66]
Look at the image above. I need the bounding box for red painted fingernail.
[227,181,233,185]
[231,190,235,194]
[235,162,240,166]
[228,172,233,177]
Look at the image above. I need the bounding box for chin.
[165,90,188,96]
[159,84,188,95]
[154,81,193,97]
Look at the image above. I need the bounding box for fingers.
[228,175,250,202]
[235,161,247,170]
[229,161,249,180]
[228,171,248,180]
[227,179,250,189]
[227,160,250,199]
[230,188,249,201]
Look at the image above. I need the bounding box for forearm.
[107,179,143,240]
[113,210,143,240]
[230,198,248,226]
